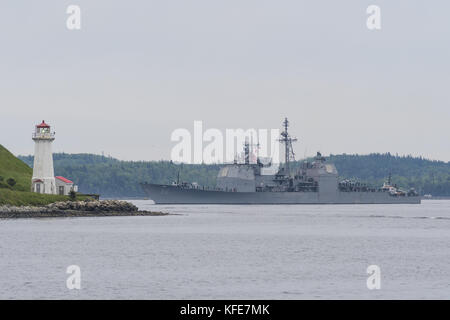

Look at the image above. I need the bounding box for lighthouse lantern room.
[31,120,57,194]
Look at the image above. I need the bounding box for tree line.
[18,153,450,198]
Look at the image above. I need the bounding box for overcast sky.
[1,1,449,162]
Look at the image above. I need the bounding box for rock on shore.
[47,200,139,212]
[0,200,167,218]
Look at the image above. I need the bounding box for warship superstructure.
[141,118,421,204]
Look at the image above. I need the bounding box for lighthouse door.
[36,183,41,193]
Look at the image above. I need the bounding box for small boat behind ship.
[141,118,421,204]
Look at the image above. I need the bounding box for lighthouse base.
[31,177,57,195]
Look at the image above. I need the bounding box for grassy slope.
[0,144,74,206]
[0,144,33,191]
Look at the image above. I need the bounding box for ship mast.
[278,118,298,176]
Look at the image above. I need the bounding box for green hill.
[19,152,450,198]
[0,144,69,205]
[0,144,33,191]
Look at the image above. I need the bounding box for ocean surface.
[0,200,449,299]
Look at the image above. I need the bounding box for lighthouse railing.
[32,132,55,139]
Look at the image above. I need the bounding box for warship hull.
[141,183,421,204]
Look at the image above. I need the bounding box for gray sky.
[1,1,449,161]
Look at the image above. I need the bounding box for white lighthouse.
[31,120,57,194]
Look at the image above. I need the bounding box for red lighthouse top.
[37,120,50,128]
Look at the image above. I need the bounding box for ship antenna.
[278,117,298,176]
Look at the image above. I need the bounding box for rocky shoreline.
[0,200,168,219]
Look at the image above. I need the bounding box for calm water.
[0,200,449,299]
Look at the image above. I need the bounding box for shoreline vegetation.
[0,199,168,219]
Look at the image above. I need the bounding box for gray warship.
[141,118,421,204]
